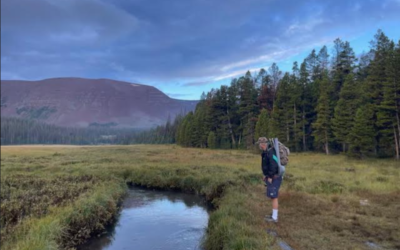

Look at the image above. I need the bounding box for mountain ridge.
[1,77,198,129]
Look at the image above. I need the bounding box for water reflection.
[78,186,210,250]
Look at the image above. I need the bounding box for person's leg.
[271,176,282,221]
[272,198,278,209]
[272,198,278,220]
[265,176,281,222]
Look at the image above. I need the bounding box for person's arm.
[261,151,269,177]
[267,148,279,178]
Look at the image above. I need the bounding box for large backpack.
[278,141,290,166]
[272,138,290,176]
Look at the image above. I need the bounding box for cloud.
[1,0,400,87]
[285,18,328,36]
[220,50,292,72]
[165,93,192,98]
[183,80,213,87]
[213,67,265,81]
[1,0,138,44]
[183,66,266,87]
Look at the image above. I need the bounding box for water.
[79,187,210,250]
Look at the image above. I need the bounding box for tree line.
[0,116,187,145]
[0,117,141,145]
[150,30,399,159]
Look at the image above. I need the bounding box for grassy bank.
[1,145,399,250]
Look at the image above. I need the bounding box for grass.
[1,145,399,250]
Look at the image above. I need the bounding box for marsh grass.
[1,145,399,250]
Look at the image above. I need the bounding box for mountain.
[0,78,198,129]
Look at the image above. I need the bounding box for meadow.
[1,145,399,250]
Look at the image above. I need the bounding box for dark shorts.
[266,175,283,199]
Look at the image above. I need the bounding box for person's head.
[256,137,268,151]
[259,142,267,151]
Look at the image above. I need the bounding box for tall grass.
[1,180,126,250]
[1,145,399,250]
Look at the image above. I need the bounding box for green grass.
[1,145,399,250]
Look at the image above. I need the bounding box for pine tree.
[349,104,376,158]
[214,86,233,149]
[331,39,356,107]
[257,71,274,112]
[207,131,217,149]
[227,80,240,148]
[176,116,186,145]
[312,72,333,154]
[376,41,400,158]
[305,50,323,145]
[254,109,270,140]
[255,68,267,88]
[183,112,194,147]
[200,91,207,100]
[356,51,373,81]
[299,60,313,151]
[269,63,282,95]
[192,102,207,147]
[318,46,329,71]
[365,30,391,106]
[289,62,303,151]
[270,73,291,143]
[238,74,258,148]
[332,73,360,152]
[365,30,392,155]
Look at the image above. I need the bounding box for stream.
[78,186,210,250]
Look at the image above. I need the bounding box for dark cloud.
[1,0,400,83]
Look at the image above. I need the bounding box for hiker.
[257,137,283,223]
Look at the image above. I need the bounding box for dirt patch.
[253,186,400,250]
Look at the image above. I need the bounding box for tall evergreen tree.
[237,73,259,148]
[268,63,282,95]
[183,112,195,147]
[289,62,303,151]
[254,109,270,140]
[365,30,392,155]
[299,60,313,151]
[306,49,318,80]
[312,72,333,154]
[207,131,217,149]
[227,80,241,148]
[332,73,360,152]
[349,104,376,158]
[271,73,292,143]
[376,41,400,158]
[257,70,274,112]
[318,46,329,71]
[331,39,356,107]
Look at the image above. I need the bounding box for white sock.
[272,209,278,220]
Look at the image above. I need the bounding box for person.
[256,137,283,223]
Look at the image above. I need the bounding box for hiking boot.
[264,215,278,223]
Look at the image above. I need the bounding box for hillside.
[0,78,198,129]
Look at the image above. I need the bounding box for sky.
[1,0,400,100]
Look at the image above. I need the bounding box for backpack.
[278,141,290,166]
[272,138,290,176]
